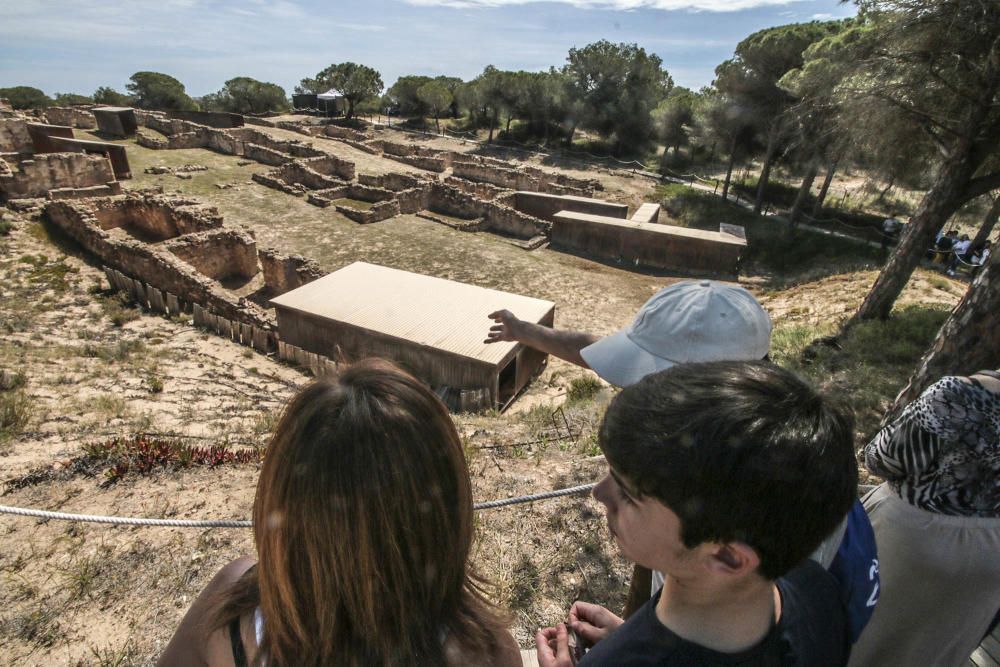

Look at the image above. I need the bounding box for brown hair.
[208,358,508,666]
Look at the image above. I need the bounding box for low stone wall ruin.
[42,107,97,129]
[162,228,259,283]
[91,195,222,240]
[443,175,511,201]
[426,182,549,242]
[0,152,119,201]
[45,195,275,331]
[258,248,324,296]
[0,118,32,153]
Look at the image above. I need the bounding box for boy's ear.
[706,542,760,577]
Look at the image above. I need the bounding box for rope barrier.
[0,483,598,528]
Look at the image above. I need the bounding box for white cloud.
[403,0,805,11]
[812,12,833,18]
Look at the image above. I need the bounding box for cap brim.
[580,330,677,387]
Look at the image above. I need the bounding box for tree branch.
[963,171,1000,202]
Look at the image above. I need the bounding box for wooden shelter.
[271,262,555,411]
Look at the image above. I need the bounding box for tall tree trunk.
[346,98,355,120]
[659,147,670,175]
[434,113,440,133]
[789,162,820,229]
[812,157,839,216]
[488,109,497,143]
[847,148,978,325]
[972,194,1000,249]
[881,247,1000,426]
[564,122,577,147]
[877,174,896,202]
[505,114,512,134]
[721,135,738,201]
[707,140,717,164]
[754,122,781,214]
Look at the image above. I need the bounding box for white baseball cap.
[580,280,771,387]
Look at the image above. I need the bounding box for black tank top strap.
[230,616,248,667]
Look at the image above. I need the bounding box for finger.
[571,620,605,645]
[554,624,574,665]
[489,325,506,333]
[535,629,556,660]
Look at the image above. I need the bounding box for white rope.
[0,505,251,528]
[0,483,597,528]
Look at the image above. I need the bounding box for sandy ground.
[0,125,968,665]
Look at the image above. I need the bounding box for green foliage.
[566,376,602,403]
[388,75,434,116]
[202,76,290,115]
[298,62,383,119]
[564,40,672,154]
[653,87,697,168]
[52,92,93,106]
[126,71,198,111]
[92,86,134,106]
[0,219,13,236]
[416,80,452,131]
[654,183,881,274]
[0,86,52,109]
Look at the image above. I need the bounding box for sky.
[0,0,856,99]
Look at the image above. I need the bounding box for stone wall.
[0,153,117,200]
[323,125,369,142]
[300,155,355,181]
[163,228,259,282]
[0,119,32,153]
[426,182,548,240]
[452,155,601,195]
[336,199,400,224]
[244,143,292,166]
[358,172,425,192]
[45,196,274,330]
[259,248,324,296]
[42,107,97,129]
[91,194,223,241]
[444,175,511,201]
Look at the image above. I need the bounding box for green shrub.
[567,376,602,403]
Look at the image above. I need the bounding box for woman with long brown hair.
[158,359,520,667]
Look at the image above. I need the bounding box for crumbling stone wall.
[45,196,273,329]
[91,195,223,241]
[42,107,97,129]
[253,160,346,195]
[336,199,400,224]
[0,119,32,153]
[426,182,548,240]
[323,125,369,142]
[244,143,292,166]
[358,172,425,192]
[259,248,323,296]
[444,175,511,201]
[300,155,355,181]
[0,153,117,201]
[452,155,601,196]
[163,228,259,282]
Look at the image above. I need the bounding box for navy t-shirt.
[579,560,849,666]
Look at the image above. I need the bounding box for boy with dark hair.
[536,361,857,666]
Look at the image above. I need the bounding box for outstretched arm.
[485,310,598,369]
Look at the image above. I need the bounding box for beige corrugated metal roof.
[270,262,555,366]
[553,211,747,246]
